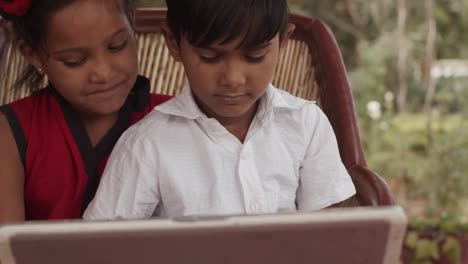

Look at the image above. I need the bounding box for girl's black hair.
[8,0,135,92]
[165,0,289,49]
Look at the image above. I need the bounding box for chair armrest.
[348,165,396,206]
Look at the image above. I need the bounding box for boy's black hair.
[165,0,289,49]
[6,0,135,92]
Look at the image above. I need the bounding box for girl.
[84,0,356,220]
[0,0,171,222]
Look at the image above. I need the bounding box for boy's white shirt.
[84,84,356,220]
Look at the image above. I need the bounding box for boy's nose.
[221,61,246,88]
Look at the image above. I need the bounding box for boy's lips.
[215,94,250,105]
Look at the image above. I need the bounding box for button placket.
[238,143,266,213]
[198,118,241,154]
[250,203,259,211]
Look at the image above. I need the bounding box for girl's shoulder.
[4,88,52,110]
[1,87,60,146]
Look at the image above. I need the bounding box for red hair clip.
[0,0,32,19]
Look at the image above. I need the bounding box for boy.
[84,0,356,220]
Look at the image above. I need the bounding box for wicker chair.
[0,9,395,206]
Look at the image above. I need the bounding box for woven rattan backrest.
[0,10,318,104]
[136,32,318,100]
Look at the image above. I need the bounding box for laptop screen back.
[0,206,407,264]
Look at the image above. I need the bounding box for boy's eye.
[109,39,128,52]
[63,58,86,68]
[246,55,265,63]
[199,55,221,63]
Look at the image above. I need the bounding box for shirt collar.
[154,86,205,119]
[155,84,313,120]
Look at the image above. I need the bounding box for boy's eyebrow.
[52,28,128,55]
[192,44,221,52]
[243,42,273,51]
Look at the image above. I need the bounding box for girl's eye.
[199,55,221,63]
[109,39,128,52]
[63,58,85,68]
[246,55,265,63]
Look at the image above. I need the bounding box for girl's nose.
[89,57,113,84]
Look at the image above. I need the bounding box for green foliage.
[435,1,468,59]
[411,237,439,263]
[427,123,468,215]
[362,110,468,216]
[405,214,467,264]
[349,36,395,118]
[443,237,462,264]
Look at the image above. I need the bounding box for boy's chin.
[213,108,255,119]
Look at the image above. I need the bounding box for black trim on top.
[94,76,151,159]
[49,75,152,214]
[85,101,133,212]
[0,105,27,167]
[131,76,151,112]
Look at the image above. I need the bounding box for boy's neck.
[220,103,258,143]
[198,100,258,143]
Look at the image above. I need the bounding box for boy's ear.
[161,21,182,62]
[280,23,296,49]
[18,43,45,75]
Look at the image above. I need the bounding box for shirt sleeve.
[83,127,160,221]
[296,105,356,211]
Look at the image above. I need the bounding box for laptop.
[0,206,407,264]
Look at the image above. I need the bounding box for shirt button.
[250,204,258,211]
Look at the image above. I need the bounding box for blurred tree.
[289,0,468,113]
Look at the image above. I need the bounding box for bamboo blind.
[1,32,319,105]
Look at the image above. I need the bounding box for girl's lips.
[89,80,126,98]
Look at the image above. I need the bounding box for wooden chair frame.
[0,8,395,206]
